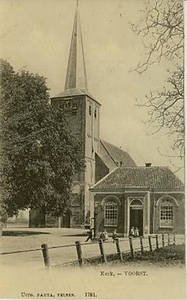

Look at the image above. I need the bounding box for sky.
[0,0,184,180]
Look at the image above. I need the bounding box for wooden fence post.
[140,236,144,254]
[155,235,159,249]
[75,241,83,267]
[41,243,50,268]
[148,235,152,252]
[129,237,134,259]
[173,234,176,245]
[98,239,107,263]
[162,234,164,248]
[168,233,170,246]
[115,238,123,261]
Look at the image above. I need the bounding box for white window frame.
[104,201,118,227]
[159,200,174,228]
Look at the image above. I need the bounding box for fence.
[40,233,182,268]
[0,234,184,269]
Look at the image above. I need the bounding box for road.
[0,228,185,270]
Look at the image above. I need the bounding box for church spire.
[64,1,88,91]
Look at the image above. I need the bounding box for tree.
[0,60,84,219]
[132,0,183,73]
[131,0,184,159]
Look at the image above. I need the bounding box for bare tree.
[132,0,183,73]
[138,65,184,157]
[131,0,184,159]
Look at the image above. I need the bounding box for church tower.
[51,1,101,227]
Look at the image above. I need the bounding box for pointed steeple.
[64,1,88,92]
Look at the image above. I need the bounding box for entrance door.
[62,210,71,228]
[130,208,143,236]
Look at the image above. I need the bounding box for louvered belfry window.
[160,200,174,227]
[104,201,118,226]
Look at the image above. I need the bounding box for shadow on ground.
[2,231,50,236]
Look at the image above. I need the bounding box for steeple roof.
[64,1,88,92]
[51,1,100,105]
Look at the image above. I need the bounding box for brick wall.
[94,193,125,235]
[93,191,185,236]
[52,95,86,182]
[152,192,185,234]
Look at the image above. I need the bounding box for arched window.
[160,200,174,227]
[104,201,118,226]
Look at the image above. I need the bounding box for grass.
[134,245,184,262]
[81,244,185,267]
[130,244,185,267]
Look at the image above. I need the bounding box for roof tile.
[91,166,184,191]
[100,140,136,168]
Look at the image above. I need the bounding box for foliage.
[131,0,184,159]
[0,59,84,218]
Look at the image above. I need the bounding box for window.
[89,105,91,115]
[63,101,72,110]
[72,103,77,109]
[72,103,77,115]
[104,201,118,226]
[160,200,174,227]
[94,108,97,118]
[130,199,143,206]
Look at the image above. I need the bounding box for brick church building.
[7,2,184,235]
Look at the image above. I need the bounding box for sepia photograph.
[0,0,185,299]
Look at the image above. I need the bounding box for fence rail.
[40,233,182,269]
[0,233,184,268]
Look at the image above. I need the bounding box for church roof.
[91,166,184,192]
[51,88,101,106]
[51,2,101,107]
[100,140,136,168]
[65,2,87,92]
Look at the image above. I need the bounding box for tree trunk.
[0,222,4,237]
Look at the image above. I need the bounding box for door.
[130,208,143,236]
[62,210,71,228]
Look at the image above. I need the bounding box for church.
[7,2,184,235]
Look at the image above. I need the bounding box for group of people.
[130,226,139,237]
[85,229,117,242]
[97,230,108,242]
[85,227,140,242]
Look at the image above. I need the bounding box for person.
[99,231,106,242]
[130,226,135,237]
[97,232,101,240]
[103,229,108,241]
[85,228,92,242]
[112,229,117,243]
[134,227,139,237]
[97,231,107,242]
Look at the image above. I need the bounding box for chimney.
[145,163,152,167]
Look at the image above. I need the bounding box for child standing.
[130,226,135,237]
[112,229,117,242]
